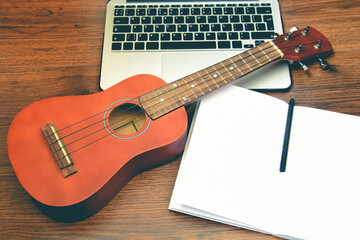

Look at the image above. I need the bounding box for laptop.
[100,0,291,91]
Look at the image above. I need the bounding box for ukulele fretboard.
[139,41,283,120]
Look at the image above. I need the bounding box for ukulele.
[7,27,332,222]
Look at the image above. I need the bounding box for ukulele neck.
[139,41,284,120]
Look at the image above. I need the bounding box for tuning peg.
[314,40,323,49]
[318,58,329,69]
[284,27,299,40]
[299,62,309,71]
[302,26,310,35]
[289,27,299,33]
[295,43,303,53]
[317,57,337,72]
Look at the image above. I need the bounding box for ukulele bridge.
[41,123,77,178]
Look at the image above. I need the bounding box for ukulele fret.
[41,123,77,178]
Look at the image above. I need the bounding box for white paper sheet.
[169,86,360,240]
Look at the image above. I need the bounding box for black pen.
[280,98,295,172]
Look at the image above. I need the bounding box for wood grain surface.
[1,0,359,239]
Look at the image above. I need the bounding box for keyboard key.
[164,16,173,23]
[191,8,201,15]
[244,44,254,48]
[245,23,255,31]
[218,41,231,49]
[146,42,159,50]
[229,32,238,40]
[213,8,222,14]
[144,25,154,32]
[166,25,176,32]
[161,41,216,49]
[256,23,266,31]
[149,33,159,41]
[133,25,142,32]
[233,24,243,31]
[189,24,198,31]
[206,33,216,40]
[257,7,272,14]
[169,8,179,15]
[219,16,229,23]
[175,16,184,23]
[183,33,193,40]
[211,24,221,31]
[230,15,240,23]
[141,17,151,24]
[172,33,181,40]
[130,17,140,24]
[114,17,129,24]
[155,25,165,32]
[112,43,121,50]
[114,9,124,16]
[222,24,232,31]
[114,25,131,32]
[240,32,250,39]
[217,32,227,40]
[112,34,125,41]
[158,8,168,15]
[180,8,190,15]
[135,42,145,50]
[234,7,244,14]
[241,15,251,22]
[161,33,171,40]
[232,41,242,48]
[202,8,211,15]
[195,32,204,40]
[123,42,133,50]
[186,16,196,23]
[246,7,255,14]
[147,8,157,15]
[136,9,146,16]
[138,33,148,41]
[200,24,210,31]
[197,16,206,23]
[125,9,135,16]
[263,15,274,30]
[251,32,276,39]
[178,24,187,32]
[224,7,234,14]
[152,17,162,24]
[127,34,136,41]
[252,15,262,22]
[208,16,217,23]
[255,40,265,46]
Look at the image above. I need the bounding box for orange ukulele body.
[7,74,188,222]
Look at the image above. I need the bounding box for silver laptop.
[100,0,291,90]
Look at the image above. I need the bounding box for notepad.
[169,85,360,240]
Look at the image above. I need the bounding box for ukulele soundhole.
[103,99,150,139]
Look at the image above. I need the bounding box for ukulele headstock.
[273,26,333,70]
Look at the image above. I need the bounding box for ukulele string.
[58,31,305,136]
[57,42,297,158]
[53,42,282,144]
[54,40,284,142]
[54,34,313,157]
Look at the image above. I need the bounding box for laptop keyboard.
[111,2,277,51]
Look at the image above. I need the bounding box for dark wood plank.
[0,0,107,68]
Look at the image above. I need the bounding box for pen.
[280,98,295,172]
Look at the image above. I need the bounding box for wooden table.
[1,0,359,239]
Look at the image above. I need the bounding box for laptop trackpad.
[162,53,228,83]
